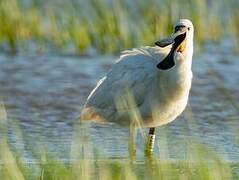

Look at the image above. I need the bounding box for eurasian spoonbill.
[81,19,194,155]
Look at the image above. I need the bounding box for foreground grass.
[0,0,238,54]
[0,103,238,180]
[0,139,238,180]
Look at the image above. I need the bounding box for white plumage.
[81,19,194,129]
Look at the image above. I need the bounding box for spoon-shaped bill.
[156,32,187,70]
[155,29,187,48]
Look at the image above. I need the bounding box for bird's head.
[155,19,194,70]
[155,19,194,54]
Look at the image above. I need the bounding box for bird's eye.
[174,26,180,32]
[188,27,190,31]
[174,25,186,32]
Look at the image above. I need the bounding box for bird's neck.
[178,40,193,69]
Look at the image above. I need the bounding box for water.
[0,50,238,162]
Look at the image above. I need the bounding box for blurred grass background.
[0,0,238,54]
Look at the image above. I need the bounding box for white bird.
[81,19,194,155]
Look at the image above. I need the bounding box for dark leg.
[145,127,156,155]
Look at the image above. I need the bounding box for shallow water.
[0,50,238,162]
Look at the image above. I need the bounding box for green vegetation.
[0,0,238,54]
[0,126,239,179]
[1,145,238,180]
[0,93,239,179]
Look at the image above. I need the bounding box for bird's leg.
[144,127,156,156]
[128,122,137,158]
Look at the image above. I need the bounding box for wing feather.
[82,47,168,122]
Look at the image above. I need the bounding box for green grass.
[0,138,238,179]
[0,0,238,54]
[0,98,239,179]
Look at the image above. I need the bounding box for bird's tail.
[80,106,104,123]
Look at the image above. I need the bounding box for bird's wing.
[84,50,162,113]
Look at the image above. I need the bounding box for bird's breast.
[159,67,192,100]
[143,69,192,127]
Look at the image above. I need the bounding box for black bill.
[156,32,187,70]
